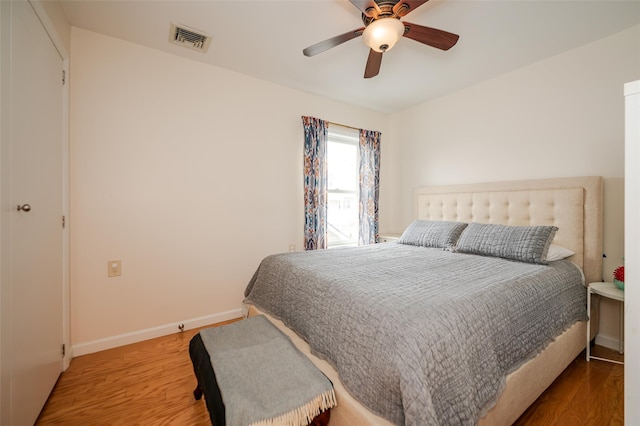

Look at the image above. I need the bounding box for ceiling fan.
[302,0,459,78]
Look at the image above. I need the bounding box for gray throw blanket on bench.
[199,315,336,426]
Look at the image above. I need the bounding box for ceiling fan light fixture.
[362,18,405,53]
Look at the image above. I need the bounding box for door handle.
[17,204,31,212]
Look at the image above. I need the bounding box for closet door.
[3,1,64,424]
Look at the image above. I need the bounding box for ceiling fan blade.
[402,22,459,50]
[364,49,383,78]
[349,0,381,17]
[303,28,365,57]
[392,0,429,17]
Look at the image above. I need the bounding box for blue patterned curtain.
[302,116,328,250]
[358,129,381,245]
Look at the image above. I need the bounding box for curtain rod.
[327,121,361,132]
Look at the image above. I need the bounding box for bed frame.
[248,176,603,425]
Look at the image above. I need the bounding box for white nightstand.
[586,282,624,364]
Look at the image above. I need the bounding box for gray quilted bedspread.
[243,243,586,426]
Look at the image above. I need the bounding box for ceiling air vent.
[169,23,211,53]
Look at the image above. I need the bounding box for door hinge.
[62,70,66,85]
[62,343,66,357]
[62,215,66,229]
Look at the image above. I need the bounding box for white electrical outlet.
[108,260,122,277]
[288,244,296,252]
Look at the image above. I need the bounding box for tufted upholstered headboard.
[413,176,604,285]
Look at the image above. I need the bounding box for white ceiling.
[59,0,640,113]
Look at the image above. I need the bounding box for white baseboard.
[71,308,243,357]
[595,333,623,352]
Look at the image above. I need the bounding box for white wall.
[69,28,388,353]
[69,21,639,357]
[387,25,640,347]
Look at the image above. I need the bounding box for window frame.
[326,127,359,248]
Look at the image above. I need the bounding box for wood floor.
[37,320,624,425]
[513,344,624,426]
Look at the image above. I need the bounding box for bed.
[242,176,603,425]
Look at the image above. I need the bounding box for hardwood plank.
[606,362,625,426]
[38,322,623,425]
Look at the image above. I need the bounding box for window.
[302,116,380,250]
[327,127,359,247]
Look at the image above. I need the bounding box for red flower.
[613,266,624,282]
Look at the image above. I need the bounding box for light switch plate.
[108,260,122,277]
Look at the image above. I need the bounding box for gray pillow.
[454,223,558,264]
[398,220,468,250]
